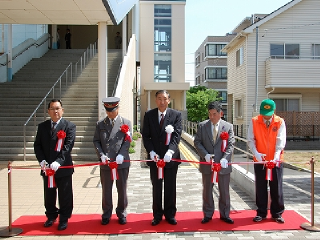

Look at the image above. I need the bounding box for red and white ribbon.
[108,162,118,180]
[265,161,275,181]
[220,132,229,152]
[55,130,66,152]
[157,159,165,179]
[120,124,132,142]
[45,168,56,188]
[211,162,221,183]
[165,125,174,146]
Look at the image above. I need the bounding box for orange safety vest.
[252,114,284,162]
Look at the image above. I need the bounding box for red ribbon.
[45,168,56,188]
[211,163,221,183]
[55,130,66,152]
[108,162,118,180]
[157,160,166,179]
[265,161,275,181]
[120,124,132,142]
[220,132,229,152]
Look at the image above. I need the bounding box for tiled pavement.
[0,138,319,239]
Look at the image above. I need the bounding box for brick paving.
[0,138,319,239]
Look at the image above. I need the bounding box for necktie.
[213,124,218,143]
[159,113,164,129]
[112,119,115,127]
[51,122,56,134]
[266,120,270,128]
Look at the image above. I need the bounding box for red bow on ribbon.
[55,130,66,152]
[211,163,221,183]
[45,168,56,188]
[108,162,118,180]
[220,132,229,152]
[120,124,132,142]
[265,161,275,181]
[157,159,166,179]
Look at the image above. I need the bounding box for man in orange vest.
[247,99,286,223]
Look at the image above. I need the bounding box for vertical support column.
[183,90,186,110]
[147,90,151,110]
[52,25,57,49]
[98,22,108,120]
[7,24,12,82]
[122,16,127,56]
[132,4,140,62]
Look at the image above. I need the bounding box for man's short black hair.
[208,101,222,112]
[155,90,170,98]
[48,99,63,109]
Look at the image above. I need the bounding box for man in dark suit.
[34,99,76,231]
[142,90,182,226]
[93,97,131,225]
[194,101,235,224]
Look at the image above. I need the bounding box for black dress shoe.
[57,221,68,230]
[220,217,234,224]
[101,218,110,225]
[44,219,56,227]
[166,217,177,225]
[118,217,127,225]
[151,218,161,226]
[201,217,212,224]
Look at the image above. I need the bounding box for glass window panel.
[285,44,299,59]
[154,53,171,82]
[221,68,227,79]
[287,99,299,111]
[270,44,284,59]
[154,5,171,17]
[312,44,320,59]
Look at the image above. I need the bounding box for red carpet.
[12,210,307,235]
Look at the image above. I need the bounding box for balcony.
[265,57,320,88]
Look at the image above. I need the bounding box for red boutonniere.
[55,130,66,152]
[220,132,229,152]
[120,124,132,142]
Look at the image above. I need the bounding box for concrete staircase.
[0,49,123,161]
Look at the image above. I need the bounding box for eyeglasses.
[49,108,62,111]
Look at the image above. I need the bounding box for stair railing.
[23,42,98,161]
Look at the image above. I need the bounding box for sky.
[185,0,291,85]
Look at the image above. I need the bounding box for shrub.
[130,140,136,148]
[129,147,135,154]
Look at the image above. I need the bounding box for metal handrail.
[112,62,123,97]
[23,41,98,161]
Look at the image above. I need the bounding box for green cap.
[260,99,275,116]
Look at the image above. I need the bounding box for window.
[195,54,200,65]
[195,75,200,85]
[154,53,171,82]
[236,47,243,67]
[235,99,242,118]
[205,67,227,80]
[312,44,320,59]
[273,99,299,111]
[218,91,227,103]
[154,5,172,82]
[205,44,227,57]
[270,43,299,59]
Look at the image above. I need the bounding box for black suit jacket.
[34,118,76,178]
[142,108,182,168]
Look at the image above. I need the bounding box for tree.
[186,86,221,122]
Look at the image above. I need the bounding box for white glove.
[163,150,173,162]
[116,154,124,164]
[150,151,159,162]
[100,154,109,164]
[205,154,213,163]
[254,151,266,162]
[50,161,61,171]
[273,150,281,161]
[40,160,47,169]
[220,158,228,168]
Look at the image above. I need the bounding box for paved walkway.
[0,138,319,239]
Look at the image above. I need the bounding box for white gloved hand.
[50,161,61,171]
[100,154,109,164]
[163,150,173,162]
[220,158,228,168]
[205,154,212,163]
[40,160,47,169]
[254,151,266,162]
[150,151,159,162]
[116,154,124,164]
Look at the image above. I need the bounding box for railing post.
[70,63,73,83]
[23,125,26,161]
[81,57,83,72]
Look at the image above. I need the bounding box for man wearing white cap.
[93,97,132,225]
